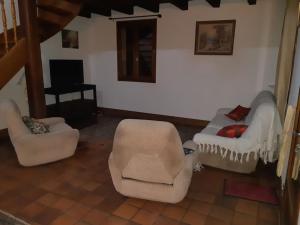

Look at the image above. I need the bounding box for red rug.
[224,179,279,205]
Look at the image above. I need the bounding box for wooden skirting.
[99,107,209,127]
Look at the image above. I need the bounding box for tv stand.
[44,84,98,128]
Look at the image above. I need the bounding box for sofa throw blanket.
[193,91,282,164]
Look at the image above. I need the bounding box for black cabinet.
[44,84,98,128]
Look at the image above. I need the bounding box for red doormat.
[224,179,279,205]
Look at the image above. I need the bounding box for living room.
[40,0,284,121]
[0,0,298,224]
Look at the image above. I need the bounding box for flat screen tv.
[49,59,84,88]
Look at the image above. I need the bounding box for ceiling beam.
[135,0,160,13]
[247,0,256,5]
[92,7,111,16]
[170,0,188,10]
[206,0,221,8]
[89,1,112,16]
[112,6,134,15]
[79,6,92,18]
[112,0,134,15]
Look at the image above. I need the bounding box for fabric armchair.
[109,119,199,203]
[0,99,79,167]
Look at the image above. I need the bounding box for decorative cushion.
[22,116,50,134]
[217,125,248,138]
[225,105,251,121]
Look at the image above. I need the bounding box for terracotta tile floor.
[0,116,279,225]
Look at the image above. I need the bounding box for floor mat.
[224,179,279,205]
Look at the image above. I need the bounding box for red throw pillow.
[225,105,251,121]
[217,125,248,138]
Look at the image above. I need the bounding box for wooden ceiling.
[80,0,257,17]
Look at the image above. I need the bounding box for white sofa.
[190,91,282,174]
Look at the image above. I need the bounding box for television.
[49,59,84,88]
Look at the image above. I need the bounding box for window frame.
[116,19,157,83]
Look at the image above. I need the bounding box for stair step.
[37,8,67,26]
[38,16,61,27]
[38,17,62,41]
[36,0,81,15]
[36,3,72,16]
[38,17,61,33]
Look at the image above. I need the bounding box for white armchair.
[0,99,79,167]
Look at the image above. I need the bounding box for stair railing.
[10,0,17,44]
[0,0,9,53]
[0,0,18,54]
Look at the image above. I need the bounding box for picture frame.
[62,30,79,49]
[194,20,236,55]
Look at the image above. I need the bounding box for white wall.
[41,0,285,121]
[0,68,29,129]
[41,17,94,104]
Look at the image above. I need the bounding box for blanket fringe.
[193,162,204,172]
[197,142,275,164]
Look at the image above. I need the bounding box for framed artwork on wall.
[62,30,79,49]
[194,20,236,55]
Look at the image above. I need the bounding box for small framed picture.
[194,20,236,55]
[62,30,79,49]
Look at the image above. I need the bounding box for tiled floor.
[0,116,279,225]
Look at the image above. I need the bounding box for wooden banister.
[0,38,27,89]
[10,0,17,43]
[0,0,9,52]
[0,0,83,116]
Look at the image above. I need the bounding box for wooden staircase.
[0,0,83,89]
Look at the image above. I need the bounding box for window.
[117,19,157,83]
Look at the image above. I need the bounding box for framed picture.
[62,30,79,49]
[194,20,236,55]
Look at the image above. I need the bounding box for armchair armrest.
[36,117,65,126]
[13,128,79,166]
[15,128,79,151]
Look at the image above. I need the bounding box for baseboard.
[0,128,9,140]
[99,107,209,127]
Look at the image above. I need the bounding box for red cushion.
[217,125,248,138]
[225,105,251,121]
